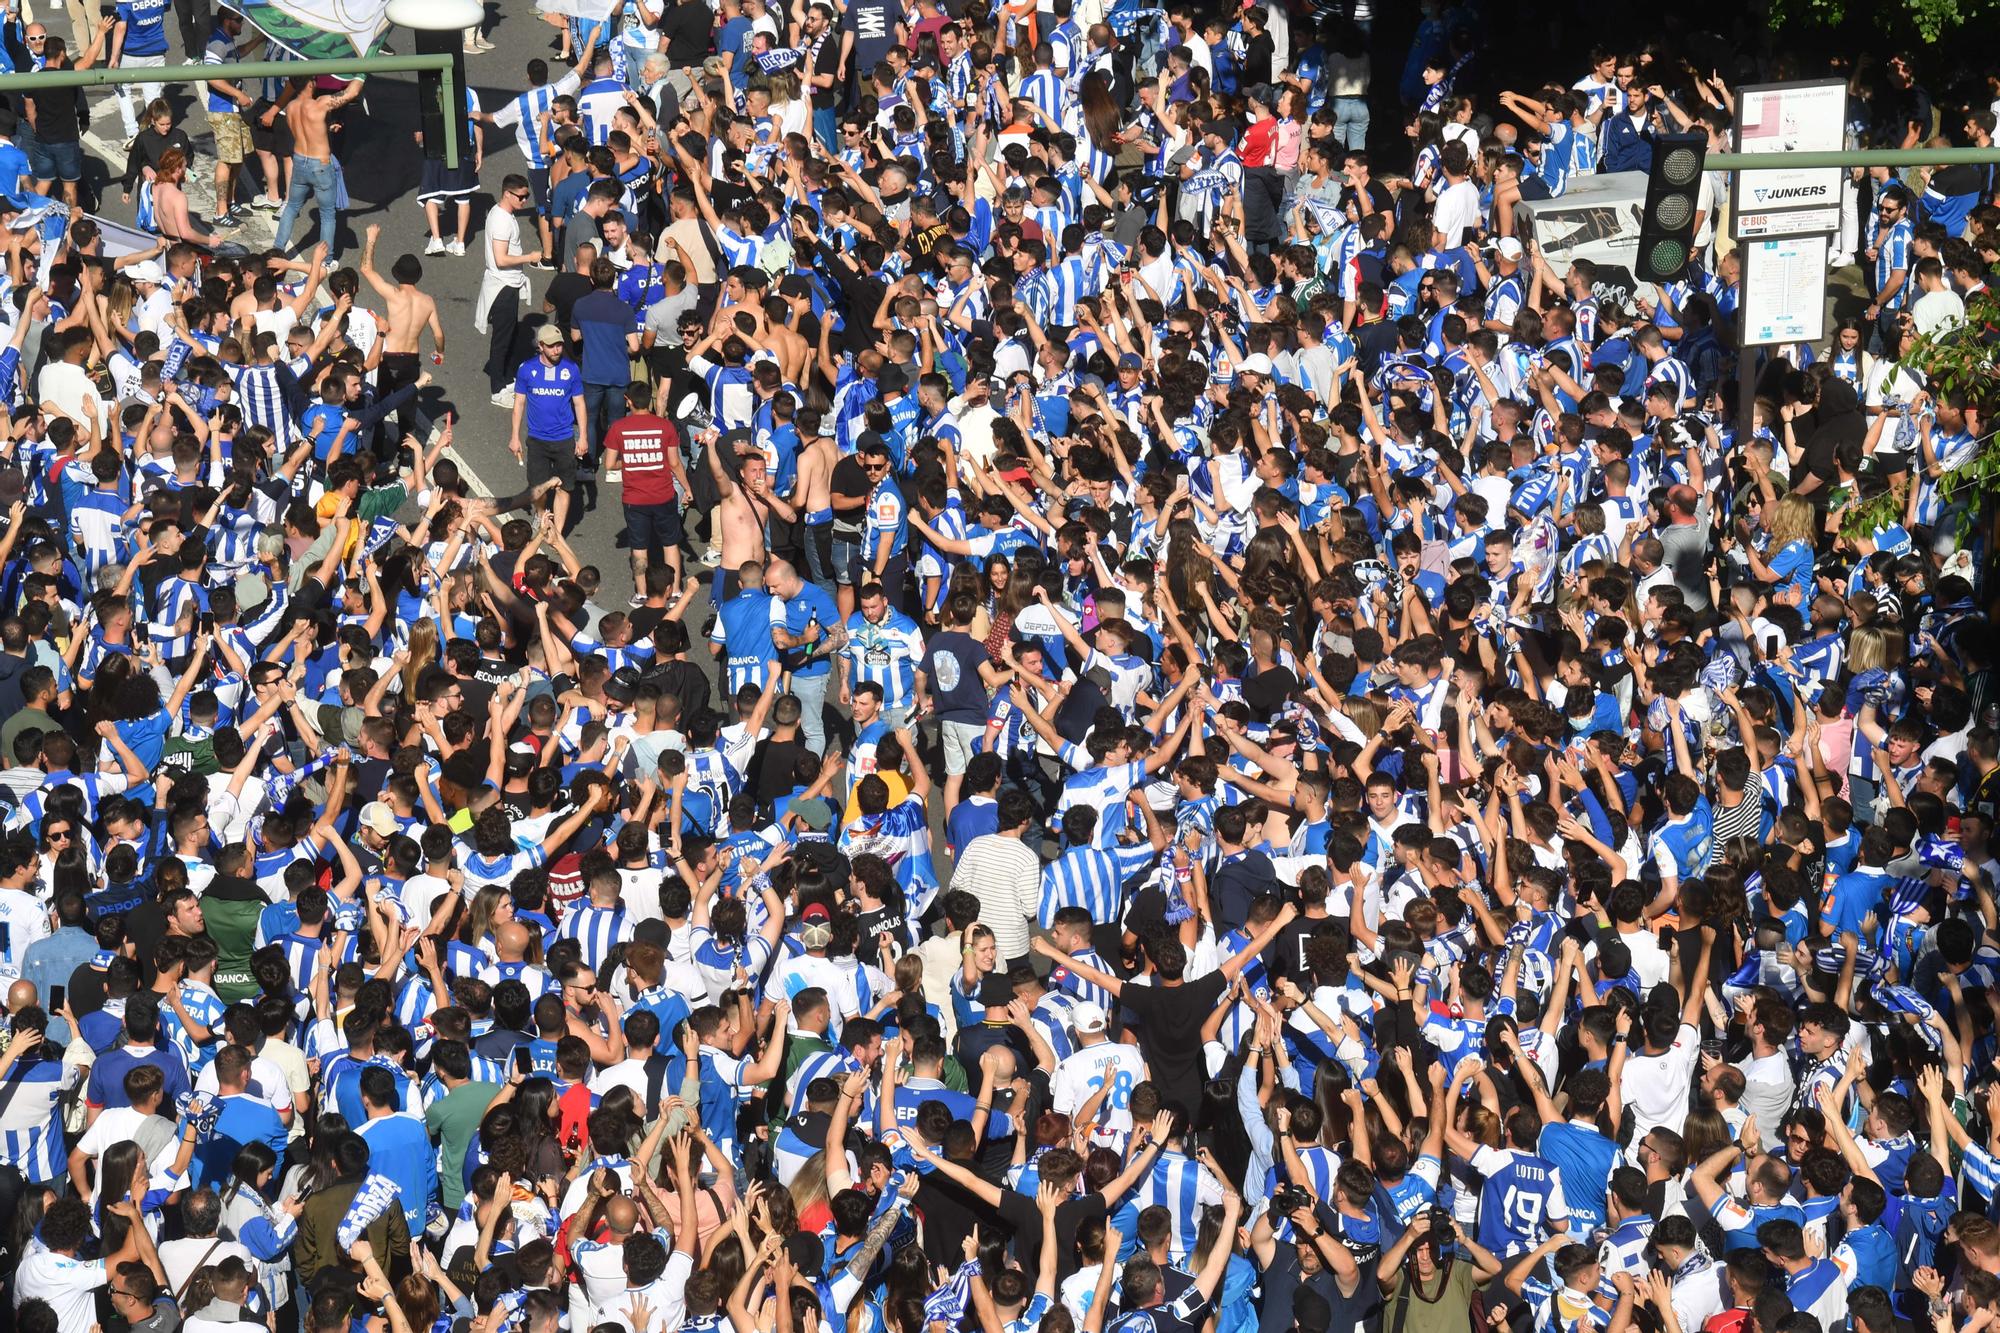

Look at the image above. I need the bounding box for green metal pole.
[0,53,454,93]
[439,55,458,171]
[1708,147,2000,171]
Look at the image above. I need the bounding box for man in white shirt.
[1049,1004,1147,1143]
[1431,142,1482,248]
[17,1195,147,1326]
[1616,937,1713,1139]
[949,794,1043,967]
[157,1188,256,1300]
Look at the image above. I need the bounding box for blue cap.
[1118,352,1143,370]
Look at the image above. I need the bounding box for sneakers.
[445,237,466,257]
[252,196,283,213]
[699,547,722,568]
[424,235,447,256]
[1828,251,1856,269]
[628,592,648,609]
[490,388,516,408]
[531,258,556,271]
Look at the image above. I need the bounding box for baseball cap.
[126,259,167,285]
[1238,353,1274,377]
[1072,1002,1109,1034]
[799,902,833,949]
[1495,237,1525,261]
[1118,352,1143,370]
[358,802,398,838]
[534,324,565,346]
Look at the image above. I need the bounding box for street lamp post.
[386,0,484,169]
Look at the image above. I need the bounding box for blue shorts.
[29,138,81,183]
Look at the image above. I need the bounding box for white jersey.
[1049,1040,1147,1141]
[0,887,49,973]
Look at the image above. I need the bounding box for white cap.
[126,260,168,284]
[1495,237,1525,261]
[1072,1002,1109,1034]
[358,801,398,837]
[1237,353,1274,377]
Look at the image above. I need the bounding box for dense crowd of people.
[0,6,1996,1333]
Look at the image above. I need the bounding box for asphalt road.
[71,5,654,604]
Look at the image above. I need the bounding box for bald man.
[764,555,841,759]
[479,922,555,999]
[7,978,37,1018]
[569,1168,643,1313]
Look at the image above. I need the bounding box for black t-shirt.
[830,455,871,537]
[752,736,812,800]
[1239,30,1274,87]
[27,85,82,142]
[1119,972,1227,1120]
[660,0,712,65]
[1242,661,1298,721]
[547,272,594,328]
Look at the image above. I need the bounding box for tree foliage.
[1840,291,2000,541]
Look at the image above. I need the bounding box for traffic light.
[1635,133,1708,283]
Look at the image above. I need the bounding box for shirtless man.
[706,433,769,604]
[793,408,837,597]
[360,222,443,440]
[274,76,363,259]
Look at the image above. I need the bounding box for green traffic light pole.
[0,55,460,167]
[1707,147,2000,171]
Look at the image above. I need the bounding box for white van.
[1514,169,1653,307]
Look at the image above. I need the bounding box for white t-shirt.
[160,1236,256,1301]
[1049,1041,1147,1139]
[195,1054,296,1116]
[1434,179,1481,247]
[1620,1022,1702,1138]
[15,1251,106,1326]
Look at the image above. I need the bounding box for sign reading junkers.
[1732,80,1846,240]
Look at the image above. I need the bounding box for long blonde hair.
[789,1149,831,1217]
[402,618,439,699]
[1766,493,1816,550]
[1847,624,1891,675]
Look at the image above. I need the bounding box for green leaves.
[1837,291,2000,541]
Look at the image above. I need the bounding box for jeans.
[485,289,523,392]
[1332,95,1370,150]
[813,106,838,155]
[583,381,624,460]
[792,669,830,759]
[804,523,836,598]
[275,154,339,257]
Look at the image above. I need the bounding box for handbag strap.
[173,1235,230,1309]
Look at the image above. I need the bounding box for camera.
[1271,1184,1313,1217]
[1424,1206,1457,1254]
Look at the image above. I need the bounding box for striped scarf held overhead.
[924,1259,981,1326]
[336,1172,404,1250]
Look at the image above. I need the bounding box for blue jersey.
[1472,1146,1568,1258]
[712,589,780,693]
[116,0,171,55]
[1537,1121,1616,1234]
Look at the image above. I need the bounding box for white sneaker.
[699,547,722,568]
[490,388,516,408]
[446,238,466,257]
[628,592,648,609]
[424,236,447,256]
[1828,251,1855,269]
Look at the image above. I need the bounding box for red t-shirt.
[606,412,681,507]
[1240,116,1278,169]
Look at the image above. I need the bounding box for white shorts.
[941,719,984,776]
